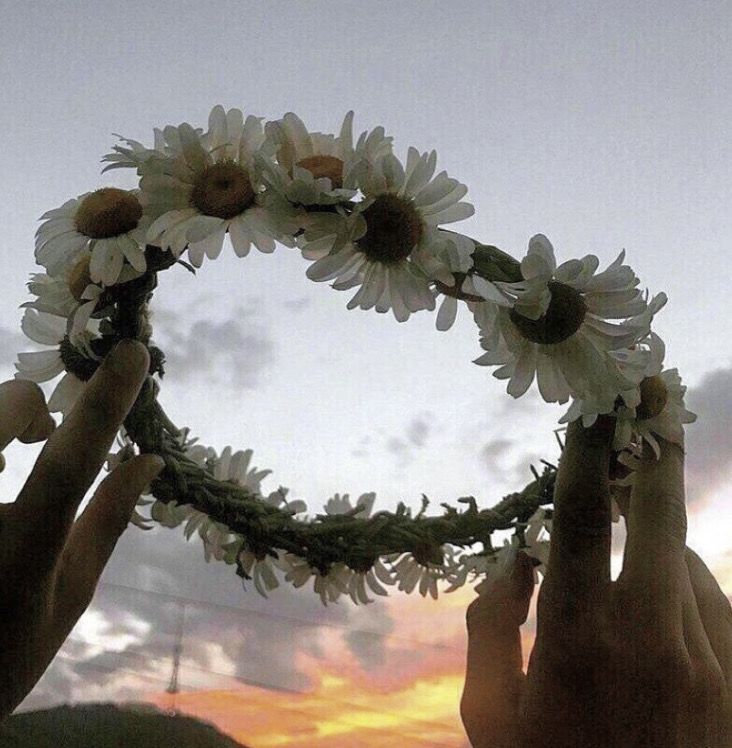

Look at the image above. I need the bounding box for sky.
[0,1,731,745]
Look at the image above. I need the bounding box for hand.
[461,420,732,748]
[0,341,163,719]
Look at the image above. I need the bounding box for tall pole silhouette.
[166,601,186,715]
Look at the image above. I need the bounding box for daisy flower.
[387,542,457,600]
[447,508,551,592]
[14,309,94,415]
[22,273,79,318]
[237,548,282,597]
[141,105,299,267]
[472,234,659,404]
[430,232,481,331]
[186,444,274,496]
[101,124,198,173]
[324,491,376,517]
[21,268,105,345]
[261,111,392,206]
[277,553,393,606]
[612,334,696,455]
[302,148,475,321]
[35,189,150,286]
[276,553,346,604]
[324,492,395,604]
[274,493,395,605]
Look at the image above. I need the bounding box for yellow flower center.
[510,281,587,345]
[636,375,668,420]
[357,194,424,265]
[190,161,255,220]
[68,255,93,301]
[295,155,345,189]
[75,188,142,239]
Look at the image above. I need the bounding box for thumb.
[461,549,535,748]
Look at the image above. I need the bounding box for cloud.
[685,365,732,503]
[383,412,435,466]
[344,603,395,672]
[480,438,512,473]
[151,307,275,390]
[282,297,311,312]
[407,415,431,448]
[19,517,403,710]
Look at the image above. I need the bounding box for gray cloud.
[344,603,395,672]
[151,307,275,390]
[407,415,431,448]
[282,297,311,312]
[480,437,545,492]
[383,412,436,466]
[480,438,512,473]
[685,366,732,504]
[18,519,401,709]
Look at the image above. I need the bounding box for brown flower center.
[295,155,345,189]
[510,281,587,345]
[190,161,255,220]
[75,188,142,239]
[636,375,668,420]
[412,541,444,567]
[357,194,423,265]
[68,255,93,301]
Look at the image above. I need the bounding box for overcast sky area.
[0,1,730,745]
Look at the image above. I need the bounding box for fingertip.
[19,410,56,443]
[104,339,150,383]
[133,453,166,484]
[109,453,165,494]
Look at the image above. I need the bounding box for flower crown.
[15,106,695,605]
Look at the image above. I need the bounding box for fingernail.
[22,411,57,442]
[107,340,149,377]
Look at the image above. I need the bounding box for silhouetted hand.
[461,420,732,748]
[0,341,163,719]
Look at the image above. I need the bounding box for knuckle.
[97,500,130,539]
[78,390,115,433]
[54,568,94,618]
[691,659,726,699]
[39,452,83,500]
[536,626,616,684]
[465,594,512,635]
[656,493,687,538]
[639,645,693,690]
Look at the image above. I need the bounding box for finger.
[54,454,164,621]
[461,550,534,748]
[0,380,55,450]
[620,439,687,624]
[12,340,149,560]
[545,417,613,600]
[680,560,727,747]
[686,548,732,687]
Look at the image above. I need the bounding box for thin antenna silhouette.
[165,601,186,715]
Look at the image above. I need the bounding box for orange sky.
[143,492,732,748]
[145,585,537,747]
[148,589,476,747]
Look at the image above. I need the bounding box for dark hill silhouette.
[0,703,249,747]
